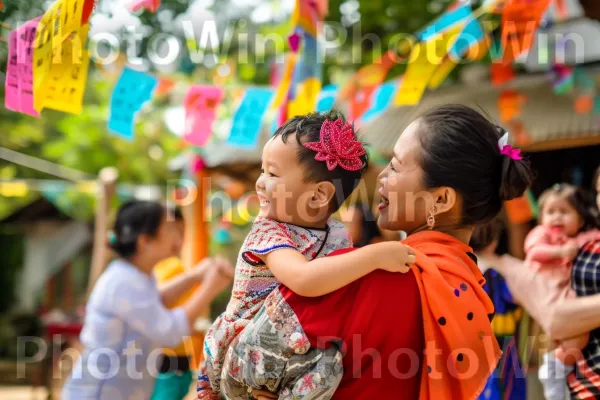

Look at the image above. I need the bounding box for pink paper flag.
[4,19,40,117]
[183,85,224,146]
[288,32,301,52]
[5,31,20,112]
[129,0,160,13]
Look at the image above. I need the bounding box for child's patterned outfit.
[197,217,351,398]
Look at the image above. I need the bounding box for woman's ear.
[309,181,336,209]
[433,186,457,215]
[137,234,150,252]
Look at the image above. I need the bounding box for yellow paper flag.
[428,57,458,89]
[34,25,90,114]
[394,27,461,106]
[287,77,322,118]
[33,0,88,96]
[271,52,298,110]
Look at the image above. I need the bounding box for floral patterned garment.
[200,217,350,396]
[221,288,344,400]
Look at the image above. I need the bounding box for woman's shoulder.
[283,248,420,310]
[89,259,154,306]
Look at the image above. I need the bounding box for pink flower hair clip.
[303,119,366,171]
[497,131,523,160]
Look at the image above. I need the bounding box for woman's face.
[377,120,436,233]
[140,215,179,264]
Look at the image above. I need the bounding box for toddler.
[526,184,600,400]
[197,111,415,399]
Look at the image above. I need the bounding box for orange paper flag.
[498,89,526,122]
[574,94,594,114]
[501,0,551,63]
[491,62,515,86]
[155,78,176,97]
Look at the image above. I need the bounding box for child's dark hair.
[538,183,600,231]
[419,104,534,226]
[273,110,369,211]
[470,219,503,252]
[111,201,166,258]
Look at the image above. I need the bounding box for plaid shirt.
[568,240,600,399]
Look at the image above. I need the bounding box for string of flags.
[4,0,599,151]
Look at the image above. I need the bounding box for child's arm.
[262,242,415,297]
[528,243,578,263]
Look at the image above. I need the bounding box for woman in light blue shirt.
[62,201,232,400]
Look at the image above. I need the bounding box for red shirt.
[281,248,424,399]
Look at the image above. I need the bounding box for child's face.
[256,136,326,226]
[540,193,583,237]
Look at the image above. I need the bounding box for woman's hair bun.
[499,154,534,201]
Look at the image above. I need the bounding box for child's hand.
[375,242,416,273]
[561,243,579,260]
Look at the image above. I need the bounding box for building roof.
[360,73,600,155]
[0,197,70,224]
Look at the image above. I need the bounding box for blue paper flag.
[449,18,484,60]
[361,81,398,123]
[227,88,274,149]
[289,29,321,100]
[417,5,471,42]
[108,68,158,140]
[316,84,338,112]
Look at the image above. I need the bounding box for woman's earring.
[427,206,437,230]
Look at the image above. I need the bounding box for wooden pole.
[86,168,118,297]
[181,166,210,368]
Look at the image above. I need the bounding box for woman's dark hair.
[352,202,382,247]
[418,104,534,226]
[538,183,600,231]
[273,110,369,211]
[594,165,600,191]
[470,219,503,252]
[110,201,166,258]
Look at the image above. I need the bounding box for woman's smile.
[378,187,389,210]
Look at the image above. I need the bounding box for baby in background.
[197,111,415,399]
[525,184,600,400]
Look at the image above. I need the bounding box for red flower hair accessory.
[303,119,366,171]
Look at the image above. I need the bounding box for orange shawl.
[403,231,502,400]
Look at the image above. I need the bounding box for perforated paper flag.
[449,18,484,60]
[33,0,91,109]
[316,84,338,112]
[394,26,461,106]
[361,81,397,123]
[501,0,551,63]
[417,4,471,42]
[129,0,160,13]
[5,19,42,117]
[34,25,90,114]
[287,77,321,118]
[227,88,274,149]
[183,85,224,146]
[108,68,158,139]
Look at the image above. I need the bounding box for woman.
[215,104,533,400]
[62,201,233,399]
[545,167,600,398]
